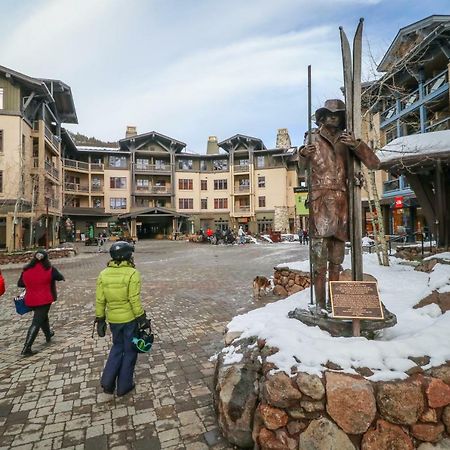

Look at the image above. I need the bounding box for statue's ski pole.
[307,64,314,306]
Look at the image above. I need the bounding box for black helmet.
[109,241,134,261]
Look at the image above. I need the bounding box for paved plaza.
[0,240,308,450]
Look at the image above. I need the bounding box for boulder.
[298,417,355,450]
[418,438,450,450]
[339,269,377,282]
[259,404,288,430]
[214,351,261,448]
[429,364,450,385]
[262,372,302,408]
[286,420,308,436]
[377,381,425,425]
[411,423,445,443]
[273,285,288,297]
[361,419,414,450]
[325,372,376,434]
[258,427,296,450]
[442,405,450,433]
[426,378,450,408]
[421,408,438,423]
[296,373,325,400]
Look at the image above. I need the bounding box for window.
[258,196,266,207]
[0,88,3,109]
[136,158,149,169]
[214,179,228,190]
[92,177,102,190]
[110,198,127,209]
[0,171,2,192]
[200,160,207,171]
[178,179,193,190]
[109,156,127,168]
[201,198,208,209]
[201,180,207,190]
[93,198,102,208]
[136,179,149,190]
[256,156,265,168]
[179,198,193,209]
[110,177,127,189]
[214,198,228,209]
[238,159,249,167]
[0,130,3,152]
[258,176,266,188]
[155,159,167,170]
[213,159,228,171]
[178,159,193,170]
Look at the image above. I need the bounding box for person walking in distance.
[95,241,151,396]
[300,99,379,311]
[18,250,65,356]
[238,225,246,245]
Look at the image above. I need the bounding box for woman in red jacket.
[18,250,64,356]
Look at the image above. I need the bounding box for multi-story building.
[0,65,77,251]
[362,15,450,240]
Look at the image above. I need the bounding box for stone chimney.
[126,126,137,138]
[207,135,219,154]
[276,128,291,149]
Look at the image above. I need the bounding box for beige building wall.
[104,169,131,214]
[255,167,287,210]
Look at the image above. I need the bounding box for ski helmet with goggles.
[132,329,154,353]
[109,241,134,261]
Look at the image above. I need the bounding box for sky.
[1,0,449,152]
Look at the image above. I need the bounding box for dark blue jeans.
[101,320,138,395]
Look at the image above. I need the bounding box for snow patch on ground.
[225,253,450,381]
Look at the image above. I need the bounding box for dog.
[253,276,272,300]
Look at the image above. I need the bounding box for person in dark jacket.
[18,250,64,356]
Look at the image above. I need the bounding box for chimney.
[276,128,291,149]
[207,135,219,154]
[126,126,137,138]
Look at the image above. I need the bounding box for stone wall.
[273,267,310,297]
[214,336,450,449]
[0,248,76,265]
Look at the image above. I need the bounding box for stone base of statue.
[288,304,397,338]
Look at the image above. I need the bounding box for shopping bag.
[14,290,30,315]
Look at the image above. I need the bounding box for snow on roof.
[378,130,450,165]
[223,253,450,382]
[76,145,123,153]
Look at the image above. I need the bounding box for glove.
[95,317,107,337]
[136,313,151,332]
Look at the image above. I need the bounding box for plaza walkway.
[0,240,307,450]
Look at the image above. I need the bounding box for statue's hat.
[314,99,346,126]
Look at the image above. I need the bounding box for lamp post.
[45,196,50,249]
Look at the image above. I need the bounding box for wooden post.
[352,319,361,337]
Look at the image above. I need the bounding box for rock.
[339,269,377,282]
[286,420,307,436]
[296,373,325,400]
[415,259,438,273]
[418,438,450,449]
[355,367,375,377]
[361,419,414,450]
[286,408,306,420]
[300,400,324,412]
[430,364,450,385]
[224,331,242,345]
[411,423,445,443]
[420,408,438,423]
[273,285,288,297]
[377,381,425,425]
[259,404,288,430]
[258,428,296,450]
[442,405,450,433]
[406,365,424,376]
[214,352,260,448]
[262,372,302,408]
[299,417,356,450]
[252,406,264,446]
[415,291,450,313]
[287,284,302,295]
[325,372,376,434]
[325,361,343,371]
[409,356,431,366]
[427,378,450,408]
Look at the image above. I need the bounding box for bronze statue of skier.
[300,99,380,311]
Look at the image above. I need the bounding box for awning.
[118,207,190,219]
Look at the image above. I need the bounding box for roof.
[119,206,190,219]
[0,64,78,124]
[378,15,450,72]
[120,131,186,152]
[76,145,125,154]
[378,130,450,169]
[218,134,267,152]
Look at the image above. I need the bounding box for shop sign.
[136,222,143,226]
[295,192,309,215]
[96,222,108,228]
[394,196,403,209]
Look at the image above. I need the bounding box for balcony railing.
[424,70,448,96]
[44,160,59,180]
[134,163,171,172]
[426,117,450,132]
[234,164,250,172]
[47,198,59,209]
[383,179,400,193]
[91,185,104,192]
[44,125,60,150]
[90,162,104,171]
[64,182,89,192]
[235,206,251,212]
[235,185,250,193]
[63,159,89,171]
[135,186,171,194]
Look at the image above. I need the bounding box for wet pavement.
[0,240,308,449]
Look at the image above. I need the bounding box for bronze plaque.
[330,281,384,320]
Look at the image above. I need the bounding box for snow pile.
[225,253,450,381]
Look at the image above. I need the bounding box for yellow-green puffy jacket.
[95,260,144,323]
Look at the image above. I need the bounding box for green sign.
[295,192,309,216]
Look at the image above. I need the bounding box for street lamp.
[45,196,50,249]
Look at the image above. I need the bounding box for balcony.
[46,198,60,209]
[63,159,89,172]
[235,185,250,193]
[90,162,104,172]
[135,186,172,195]
[383,175,412,197]
[44,160,59,181]
[235,206,251,212]
[426,117,450,132]
[234,164,250,172]
[91,185,104,193]
[64,182,90,193]
[380,69,449,128]
[134,163,171,174]
[32,121,60,153]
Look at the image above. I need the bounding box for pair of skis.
[340,19,364,281]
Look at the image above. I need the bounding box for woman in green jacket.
[95,241,150,396]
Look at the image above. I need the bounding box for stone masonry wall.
[273,267,310,297]
[214,336,450,449]
[0,248,76,265]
